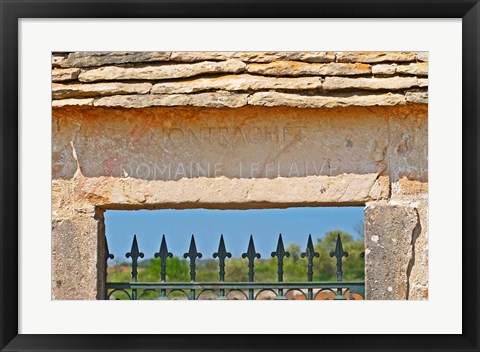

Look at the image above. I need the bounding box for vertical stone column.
[364,203,421,300]
[52,179,105,299]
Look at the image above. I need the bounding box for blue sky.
[105,207,364,263]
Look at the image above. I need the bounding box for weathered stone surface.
[248,92,406,108]
[52,82,152,99]
[396,62,428,76]
[365,204,420,300]
[368,175,390,199]
[151,74,322,94]
[52,105,395,180]
[387,111,428,182]
[395,176,428,194]
[170,51,335,63]
[52,98,94,107]
[405,91,428,104]
[415,52,429,62]
[372,64,396,75]
[71,173,384,209]
[78,60,246,82]
[246,61,371,76]
[407,199,429,300]
[417,78,428,87]
[336,52,416,63]
[52,68,81,82]
[61,51,171,68]
[52,209,102,300]
[52,53,68,67]
[94,92,248,108]
[323,76,419,90]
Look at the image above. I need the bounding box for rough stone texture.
[323,76,420,90]
[368,175,390,200]
[336,52,417,63]
[170,51,336,63]
[372,64,396,75]
[52,68,81,82]
[396,62,428,76]
[52,98,94,107]
[52,82,152,99]
[61,51,171,68]
[395,176,428,194]
[94,92,248,108]
[387,111,428,183]
[248,92,406,108]
[415,52,429,62]
[406,91,428,104]
[52,53,68,67]
[69,173,387,210]
[52,205,102,300]
[53,105,414,181]
[417,78,429,87]
[78,60,246,82]
[246,62,371,76]
[407,199,429,300]
[151,74,322,94]
[52,51,428,108]
[365,204,420,300]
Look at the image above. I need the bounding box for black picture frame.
[1,1,478,351]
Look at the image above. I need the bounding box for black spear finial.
[271,234,290,282]
[183,235,202,282]
[154,235,173,282]
[301,234,320,282]
[213,235,232,282]
[330,234,349,282]
[125,235,144,282]
[242,235,261,282]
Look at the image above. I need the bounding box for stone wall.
[51,52,428,300]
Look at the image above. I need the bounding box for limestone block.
[323,76,419,90]
[93,92,248,108]
[407,199,429,300]
[78,60,246,82]
[151,74,322,94]
[248,92,406,108]
[417,78,429,87]
[52,68,81,82]
[246,62,371,76]
[52,105,393,180]
[60,51,171,68]
[372,64,396,75]
[52,98,94,107]
[52,210,102,300]
[52,82,152,99]
[415,52,429,62]
[395,177,428,195]
[396,62,428,76]
[387,111,428,182]
[405,91,428,104]
[52,53,68,67]
[368,175,390,199]
[69,173,385,209]
[170,51,336,63]
[365,204,420,300]
[336,52,416,63]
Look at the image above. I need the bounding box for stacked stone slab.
[52,51,428,108]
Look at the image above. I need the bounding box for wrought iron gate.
[105,233,365,300]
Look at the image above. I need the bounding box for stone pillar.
[52,179,105,299]
[364,203,421,300]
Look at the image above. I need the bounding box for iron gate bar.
[105,232,365,300]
